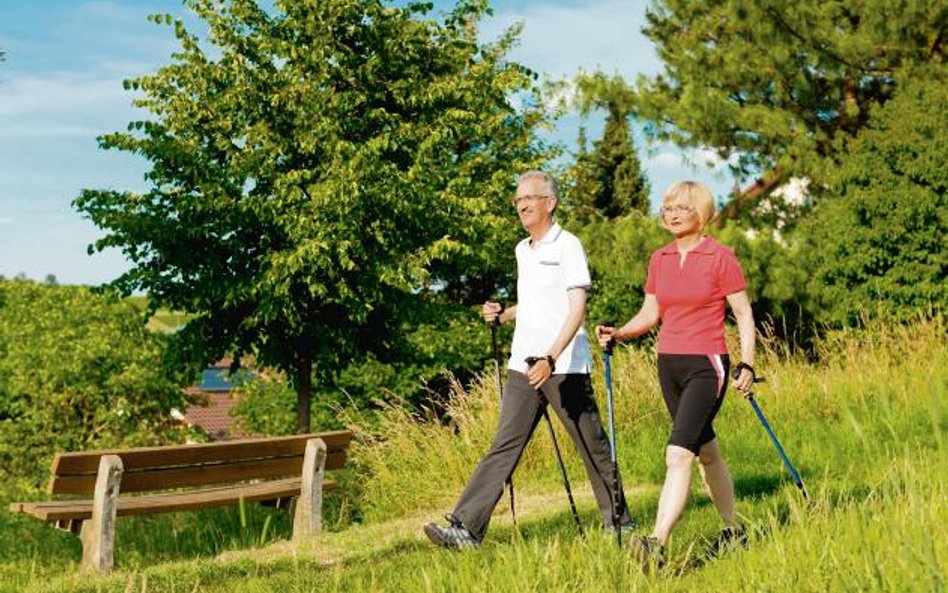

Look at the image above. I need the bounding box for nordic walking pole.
[489,311,517,526]
[736,369,808,500]
[600,320,622,547]
[524,356,584,536]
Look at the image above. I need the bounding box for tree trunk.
[295,355,312,434]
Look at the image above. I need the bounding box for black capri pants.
[657,353,730,455]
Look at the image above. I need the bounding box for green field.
[1,317,945,592]
[124,295,191,333]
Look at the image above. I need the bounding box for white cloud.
[686,147,746,172]
[641,143,740,205]
[79,0,155,22]
[647,146,742,174]
[475,2,739,207]
[0,123,107,139]
[0,73,130,118]
[0,70,149,145]
[647,151,684,169]
[482,0,659,81]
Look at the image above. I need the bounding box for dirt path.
[217,486,653,567]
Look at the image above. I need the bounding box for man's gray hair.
[517,170,559,200]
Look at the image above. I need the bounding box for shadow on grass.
[734,473,786,497]
[687,473,787,516]
[486,507,601,546]
[2,494,355,573]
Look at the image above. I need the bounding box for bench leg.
[80,454,123,572]
[293,437,327,541]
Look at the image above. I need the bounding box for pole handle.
[731,364,764,383]
[489,301,505,327]
[598,319,616,355]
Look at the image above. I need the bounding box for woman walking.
[596,180,756,567]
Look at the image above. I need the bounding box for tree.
[803,65,948,325]
[567,73,650,220]
[0,281,189,487]
[636,0,946,184]
[74,0,552,432]
[578,213,667,324]
[714,222,815,344]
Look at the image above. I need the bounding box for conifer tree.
[569,73,650,220]
[636,0,945,179]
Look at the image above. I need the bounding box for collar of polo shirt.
[530,222,563,247]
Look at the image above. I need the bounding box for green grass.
[124,295,191,333]
[1,317,945,592]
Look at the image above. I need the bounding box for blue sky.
[0,1,737,285]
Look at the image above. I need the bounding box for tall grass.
[2,317,945,592]
[349,315,946,525]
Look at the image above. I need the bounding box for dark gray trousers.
[453,370,631,541]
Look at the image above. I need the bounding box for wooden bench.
[8,430,352,572]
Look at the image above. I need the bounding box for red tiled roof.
[180,357,263,440]
[183,391,246,441]
[718,168,784,222]
[212,356,236,369]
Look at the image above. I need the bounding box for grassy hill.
[1,317,945,592]
[124,295,191,333]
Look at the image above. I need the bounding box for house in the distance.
[720,170,813,240]
[176,358,255,440]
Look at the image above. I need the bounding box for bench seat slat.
[11,477,339,522]
[50,450,347,495]
[51,431,352,475]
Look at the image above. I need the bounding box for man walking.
[423,170,634,548]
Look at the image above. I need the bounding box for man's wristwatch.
[541,354,556,372]
[525,355,556,372]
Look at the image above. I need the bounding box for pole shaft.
[604,351,621,546]
[605,354,616,464]
[541,409,583,535]
[490,323,518,524]
[747,395,807,497]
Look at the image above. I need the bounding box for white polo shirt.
[508,223,593,375]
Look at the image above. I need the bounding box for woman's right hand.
[595,324,616,350]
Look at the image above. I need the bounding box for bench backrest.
[48,430,352,495]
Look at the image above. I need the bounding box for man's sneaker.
[423,514,480,550]
[706,525,748,559]
[628,535,665,571]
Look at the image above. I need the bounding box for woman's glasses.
[660,204,696,215]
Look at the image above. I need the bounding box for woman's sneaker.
[423,514,480,549]
[628,535,665,571]
[706,525,748,559]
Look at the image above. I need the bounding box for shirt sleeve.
[562,235,592,290]
[644,250,661,294]
[716,247,746,295]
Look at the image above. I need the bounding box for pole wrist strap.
[733,361,755,379]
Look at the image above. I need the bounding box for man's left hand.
[526,357,553,390]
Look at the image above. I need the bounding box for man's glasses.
[512,194,552,207]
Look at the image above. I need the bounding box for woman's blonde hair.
[662,180,716,227]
